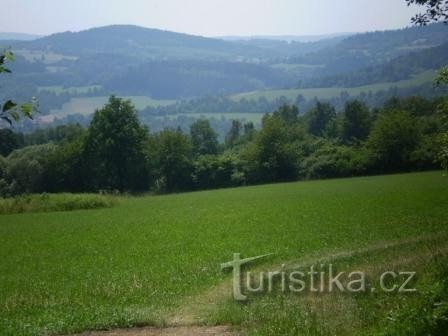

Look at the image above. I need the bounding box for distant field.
[231,70,437,101]
[15,49,78,63]
[38,85,102,94]
[49,96,175,117]
[155,112,266,123]
[1,171,447,335]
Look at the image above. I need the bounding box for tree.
[0,129,19,156]
[83,96,150,192]
[5,144,57,194]
[243,114,298,183]
[272,104,299,125]
[44,139,85,192]
[0,50,35,125]
[225,120,242,148]
[190,119,218,155]
[155,129,193,191]
[306,102,336,137]
[434,66,448,86]
[406,0,448,25]
[341,100,371,143]
[367,110,421,172]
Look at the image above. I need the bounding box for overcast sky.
[0,0,422,37]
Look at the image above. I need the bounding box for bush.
[0,193,118,215]
[300,142,369,179]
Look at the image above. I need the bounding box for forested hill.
[1,23,447,109]
[8,25,343,60]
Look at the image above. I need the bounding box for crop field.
[155,112,266,123]
[231,70,437,102]
[0,171,447,335]
[38,85,103,95]
[49,96,176,117]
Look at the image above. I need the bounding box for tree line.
[0,94,446,196]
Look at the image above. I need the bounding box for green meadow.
[231,70,437,102]
[49,96,175,117]
[0,171,447,335]
[155,112,266,123]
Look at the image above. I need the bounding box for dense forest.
[0,94,446,196]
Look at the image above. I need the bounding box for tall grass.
[0,193,118,215]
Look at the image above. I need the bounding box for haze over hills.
[1,22,447,134]
[218,32,355,43]
[0,32,42,41]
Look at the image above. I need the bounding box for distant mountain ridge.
[2,23,447,105]
[0,32,42,41]
[218,32,354,43]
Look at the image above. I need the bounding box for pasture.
[48,96,175,117]
[0,171,447,335]
[231,70,437,102]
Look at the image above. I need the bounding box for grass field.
[155,112,266,123]
[38,85,103,95]
[49,96,176,117]
[231,70,437,102]
[0,171,447,335]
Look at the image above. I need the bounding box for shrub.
[0,193,118,215]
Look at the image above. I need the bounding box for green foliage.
[243,112,302,183]
[154,129,193,192]
[367,110,421,172]
[0,129,20,156]
[407,0,448,25]
[300,141,369,179]
[83,96,150,192]
[306,102,337,137]
[190,119,219,156]
[341,100,371,143]
[272,104,299,125]
[5,144,57,195]
[225,120,242,148]
[0,50,36,125]
[1,96,446,196]
[434,65,448,87]
[192,152,244,190]
[44,139,85,192]
[0,193,117,215]
[436,132,448,171]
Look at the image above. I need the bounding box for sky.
[0,0,423,37]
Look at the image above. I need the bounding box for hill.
[0,32,42,41]
[1,23,448,125]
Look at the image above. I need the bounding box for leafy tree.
[306,102,337,137]
[0,129,19,156]
[434,66,448,86]
[406,0,448,25]
[44,139,85,192]
[242,122,256,144]
[225,120,242,148]
[272,104,299,125]
[155,129,193,191]
[300,141,368,179]
[367,110,421,172]
[0,50,35,125]
[5,144,57,194]
[341,100,371,143]
[437,132,448,171]
[190,119,218,155]
[83,96,150,192]
[192,152,244,190]
[243,113,299,183]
